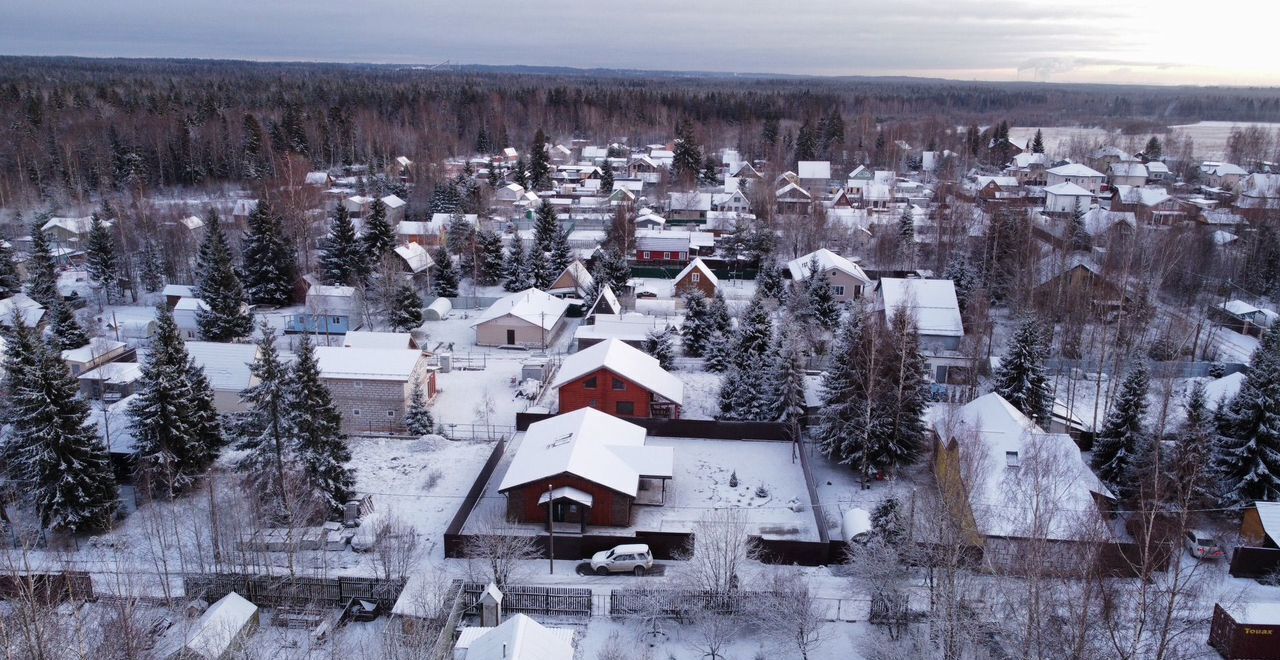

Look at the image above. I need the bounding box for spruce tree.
[805,257,840,330]
[389,282,424,331]
[756,259,786,303]
[533,201,560,256]
[871,497,906,545]
[240,200,297,307]
[549,229,573,276]
[47,299,89,351]
[644,329,676,371]
[528,129,551,190]
[433,247,459,298]
[942,254,978,314]
[1031,129,1045,154]
[671,119,703,185]
[475,229,506,286]
[319,204,364,286]
[717,364,743,420]
[773,334,808,433]
[512,156,528,189]
[184,356,224,471]
[1218,324,1280,508]
[734,295,774,363]
[405,380,435,436]
[708,291,733,336]
[704,333,733,373]
[816,312,875,481]
[1091,361,1150,491]
[0,234,21,297]
[594,248,632,292]
[25,220,60,308]
[1069,208,1092,253]
[992,316,1052,427]
[680,291,712,357]
[529,246,554,291]
[138,239,166,293]
[195,209,253,341]
[503,236,530,292]
[285,335,354,515]
[236,326,294,520]
[1144,136,1163,160]
[868,308,929,474]
[1170,381,1217,508]
[599,164,614,192]
[84,214,120,303]
[898,206,916,244]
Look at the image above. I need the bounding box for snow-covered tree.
[25,220,59,308]
[816,312,875,479]
[756,259,786,303]
[869,307,929,474]
[599,163,614,192]
[502,236,530,292]
[404,380,434,436]
[871,497,906,545]
[1092,361,1150,491]
[46,299,89,352]
[805,257,840,330]
[362,198,395,264]
[992,316,1051,426]
[942,254,979,313]
[592,247,631,292]
[644,328,676,370]
[475,229,506,286]
[527,129,551,190]
[240,200,297,307]
[236,326,294,519]
[708,291,733,335]
[680,291,712,357]
[671,119,703,185]
[704,333,732,372]
[734,295,773,363]
[195,209,253,341]
[532,201,559,255]
[285,334,354,515]
[1170,381,1217,508]
[717,363,745,420]
[84,214,120,303]
[5,320,117,532]
[319,203,365,286]
[0,233,21,297]
[898,205,916,244]
[528,245,554,290]
[773,334,808,434]
[138,239,166,293]
[549,228,573,276]
[1218,324,1280,508]
[432,247,459,297]
[1031,129,1045,154]
[388,282,424,331]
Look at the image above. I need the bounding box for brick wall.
[557,368,660,418]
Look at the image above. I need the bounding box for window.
[612,378,626,391]
[832,285,845,296]
[691,272,700,283]
[387,410,396,417]
[352,409,361,416]
[616,401,635,415]
[584,376,598,390]
[333,316,342,324]
[353,381,363,389]
[663,251,671,260]
[1005,451,1020,468]
[643,251,651,259]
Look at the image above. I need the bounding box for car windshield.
[1197,539,1217,547]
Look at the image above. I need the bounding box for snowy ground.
[674,369,722,420]
[807,440,924,541]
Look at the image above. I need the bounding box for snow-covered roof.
[879,278,964,337]
[548,260,594,296]
[380,194,406,209]
[163,284,195,298]
[1221,600,1280,626]
[41,216,99,235]
[1220,299,1265,317]
[1080,208,1136,236]
[304,171,330,185]
[976,176,1019,189]
[775,182,812,199]
[667,191,712,212]
[933,393,1113,541]
[395,221,434,236]
[585,285,622,317]
[635,230,690,253]
[574,313,679,344]
[77,361,144,384]
[454,613,575,660]
[342,331,415,350]
[0,293,45,327]
[499,408,673,496]
[1212,230,1239,246]
[472,289,569,330]
[1204,372,1246,405]
[1047,163,1105,178]
[315,347,423,381]
[174,592,258,660]
[674,258,719,289]
[306,283,358,315]
[1109,161,1148,178]
[185,342,259,391]
[173,297,210,313]
[1114,185,1172,207]
[178,215,204,231]
[848,165,872,180]
[61,338,126,364]
[394,242,434,274]
[1011,152,1050,168]
[797,161,832,180]
[786,248,870,284]
[1254,501,1280,546]
[1206,162,1248,177]
[1044,182,1094,197]
[552,338,683,404]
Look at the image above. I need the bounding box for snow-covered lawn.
[806,441,922,540]
[574,616,880,660]
[674,369,721,420]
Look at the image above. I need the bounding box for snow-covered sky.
[3,0,1277,86]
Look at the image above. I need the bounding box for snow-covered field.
[674,369,722,420]
[1011,121,1280,161]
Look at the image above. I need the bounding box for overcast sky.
[2,0,1275,86]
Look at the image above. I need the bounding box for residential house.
[498,408,674,529]
[290,281,359,336]
[775,183,813,215]
[1043,182,1093,215]
[672,257,718,298]
[453,613,575,660]
[173,297,209,339]
[547,260,594,299]
[1007,152,1050,186]
[1109,161,1148,188]
[667,192,712,224]
[78,361,144,401]
[846,166,874,198]
[159,592,259,660]
[1077,208,1137,240]
[575,313,677,351]
[864,183,893,212]
[62,338,130,376]
[342,330,420,350]
[1088,146,1136,172]
[932,393,1115,572]
[797,161,833,192]
[1034,253,1131,315]
[628,155,662,184]
[0,293,46,328]
[1201,162,1248,189]
[163,284,195,309]
[1235,173,1280,222]
[786,248,871,302]
[1110,186,1190,225]
[471,288,570,348]
[380,195,407,224]
[393,242,434,276]
[494,183,526,203]
[634,210,666,230]
[553,338,684,419]
[395,220,435,245]
[1215,300,1278,338]
[1046,163,1106,194]
[975,176,1026,204]
[584,285,623,319]
[878,278,967,383]
[185,341,261,412]
[1146,161,1172,183]
[41,216,102,254]
[634,230,690,264]
[304,171,333,187]
[315,346,436,434]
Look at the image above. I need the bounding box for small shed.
[425,297,453,321]
[165,591,259,660]
[1210,602,1280,660]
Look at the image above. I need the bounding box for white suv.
[590,544,654,576]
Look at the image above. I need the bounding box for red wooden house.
[497,409,674,530]
[551,339,684,419]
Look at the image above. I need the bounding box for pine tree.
[898,205,916,250]
[1170,381,1217,508]
[84,214,120,303]
[868,308,929,474]
[528,129,551,190]
[1145,136,1163,160]
[138,239,166,293]
[942,254,978,314]
[549,229,573,276]
[446,213,475,256]
[242,113,268,179]
[240,200,297,307]
[476,229,506,286]
[6,320,118,532]
[734,296,773,363]
[805,257,840,330]
[286,334,354,515]
[599,164,614,192]
[708,291,733,336]
[236,326,293,520]
[680,291,712,357]
[529,247,554,291]
[593,248,632,292]
[25,220,59,308]
[487,159,501,188]
[47,299,89,351]
[671,119,703,185]
[816,312,875,480]
[644,329,676,371]
[319,204,365,286]
[756,259,786,303]
[717,363,745,420]
[389,282,424,331]
[533,201,560,256]
[184,357,223,471]
[1091,361,1150,491]
[1031,129,1045,154]
[704,333,733,372]
[992,316,1051,426]
[1218,324,1280,508]
[503,236,531,292]
[129,306,216,497]
[0,234,21,297]
[773,334,808,433]
[871,497,906,545]
[195,209,253,342]
[433,247,459,298]
[361,198,396,265]
[404,380,435,436]
[512,156,528,189]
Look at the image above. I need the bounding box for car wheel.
[633,566,646,576]
[596,566,609,576]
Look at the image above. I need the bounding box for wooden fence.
[610,587,771,618]
[441,437,508,558]
[0,571,93,604]
[1229,545,1280,579]
[515,412,790,440]
[183,572,406,610]
[459,582,592,617]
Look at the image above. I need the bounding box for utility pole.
[547,483,555,575]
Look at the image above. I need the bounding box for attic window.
[547,433,573,449]
[1005,451,1020,468]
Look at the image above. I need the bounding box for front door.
[506,329,516,345]
[553,500,582,524]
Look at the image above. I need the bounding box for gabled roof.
[498,408,673,496]
[1044,182,1094,197]
[185,341,259,391]
[1254,501,1280,546]
[673,258,719,289]
[1047,163,1105,178]
[1114,185,1172,207]
[1204,371,1246,405]
[380,194,406,209]
[775,182,812,199]
[1080,208,1136,236]
[797,161,832,180]
[175,592,258,660]
[732,162,762,179]
[552,339,683,404]
[61,338,126,364]
[848,165,872,180]
[0,293,45,327]
[1109,161,1148,178]
[472,289,569,330]
[394,242,434,274]
[343,331,415,350]
[315,347,424,381]
[879,278,963,337]
[585,285,622,317]
[454,613,575,660]
[786,248,870,284]
[548,261,594,296]
[41,216,100,235]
